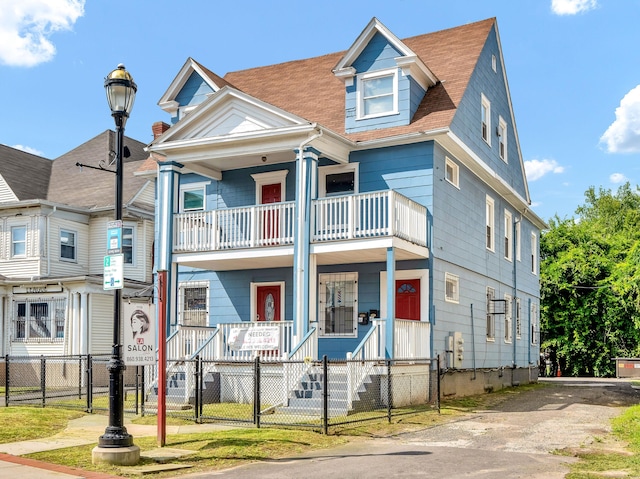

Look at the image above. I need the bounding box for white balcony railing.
[313,191,427,245]
[173,191,427,253]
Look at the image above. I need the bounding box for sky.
[1,0,640,223]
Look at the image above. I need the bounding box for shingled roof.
[47,130,150,209]
[222,18,495,142]
[0,144,52,201]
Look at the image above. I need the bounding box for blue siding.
[450,25,528,199]
[175,72,214,108]
[352,32,401,71]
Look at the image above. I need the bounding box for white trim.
[379,269,429,322]
[504,210,513,262]
[318,272,358,337]
[250,281,286,322]
[318,163,359,197]
[531,232,538,275]
[59,228,77,263]
[498,116,508,163]
[11,225,27,258]
[486,286,496,341]
[357,68,399,120]
[179,181,210,212]
[504,293,512,343]
[178,281,210,327]
[251,170,288,204]
[122,224,135,266]
[445,156,459,189]
[486,195,495,252]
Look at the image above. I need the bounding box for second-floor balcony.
[173,190,428,264]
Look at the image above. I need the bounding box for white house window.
[358,69,398,119]
[481,94,491,145]
[12,226,26,257]
[13,297,66,342]
[445,273,459,303]
[492,54,497,72]
[445,157,459,188]
[498,117,507,162]
[486,196,495,251]
[319,163,358,197]
[531,233,538,275]
[60,229,76,262]
[319,272,357,337]
[516,221,521,261]
[486,287,495,341]
[123,226,134,265]
[504,210,513,261]
[178,282,209,326]
[531,303,538,345]
[504,294,512,343]
[180,183,208,212]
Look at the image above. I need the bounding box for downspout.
[294,126,322,343]
[46,206,57,277]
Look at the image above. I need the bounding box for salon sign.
[123,302,156,365]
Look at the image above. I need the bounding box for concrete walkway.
[0,414,234,479]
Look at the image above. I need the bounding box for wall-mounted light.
[261,156,267,163]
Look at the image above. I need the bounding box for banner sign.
[228,326,280,351]
[123,302,156,365]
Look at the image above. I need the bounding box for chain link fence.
[2,354,439,434]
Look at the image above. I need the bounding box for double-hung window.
[12,226,26,257]
[498,117,507,162]
[486,287,495,340]
[358,69,398,119]
[445,157,459,188]
[504,210,513,261]
[122,226,134,264]
[445,273,459,303]
[481,94,491,145]
[531,233,538,274]
[486,196,495,251]
[60,229,76,261]
[504,294,512,343]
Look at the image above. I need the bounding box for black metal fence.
[1,354,440,433]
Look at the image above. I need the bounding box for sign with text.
[103,254,124,290]
[107,220,122,255]
[123,302,156,365]
[228,326,280,351]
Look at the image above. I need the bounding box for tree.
[540,183,640,376]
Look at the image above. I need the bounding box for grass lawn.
[0,407,85,443]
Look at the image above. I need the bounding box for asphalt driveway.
[181,378,640,479]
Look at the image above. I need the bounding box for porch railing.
[174,202,296,252]
[347,319,385,405]
[166,325,218,360]
[395,319,430,359]
[214,321,293,361]
[173,191,427,253]
[313,191,427,245]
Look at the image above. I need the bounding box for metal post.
[157,270,167,446]
[194,356,200,424]
[5,355,9,407]
[98,117,133,448]
[41,356,46,408]
[140,365,145,417]
[387,359,392,422]
[254,356,261,428]
[322,355,328,435]
[87,354,93,413]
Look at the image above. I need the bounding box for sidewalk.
[0,414,234,479]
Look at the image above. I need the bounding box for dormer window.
[357,69,398,119]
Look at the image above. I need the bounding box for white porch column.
[80,292,88,355]
[70,292,80,355]
[385,247,396,359]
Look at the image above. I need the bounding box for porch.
[173,190,428,269]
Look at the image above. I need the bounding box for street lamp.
[93,64,139,465]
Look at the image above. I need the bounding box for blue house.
[147,17,545,398]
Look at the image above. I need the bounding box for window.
[498,117,507,162]
[504,210,513,261]
[60,230,76,261]
[319,272,357,337]
[504,294,512,343]
[122,226,134,264]
[492,54,497,72]
[445,273,459,303]
[516,298,522,339]
[12,297,66,342]
[180,183,207,212]
[516,221,521,261]
[481,94,491,145]
[531,233,538,274]
[12,226,26,257]
[178,282,209,326]
[486,287,495,340]
[445,157,459,188]
[486,196,495,251]
[319,164,358,197]
[358,69,398,119]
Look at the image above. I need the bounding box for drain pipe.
[294,126,322,344]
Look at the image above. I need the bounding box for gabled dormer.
[158,58,233,124]
[333,18,438,134]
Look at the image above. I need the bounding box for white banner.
[228,326,280,351]
[123,302,156,365]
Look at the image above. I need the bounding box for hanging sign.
[103,254,124,290]
[228,326,280,351]
[123,302,156,365]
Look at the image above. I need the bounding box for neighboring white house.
[0,131,155,357]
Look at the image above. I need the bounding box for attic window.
[357,69,398,119]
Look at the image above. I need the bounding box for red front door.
[261,183,281,241]
[257,285,281,322]
[396,279,420,320]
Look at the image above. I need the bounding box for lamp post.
[93,64,140,465]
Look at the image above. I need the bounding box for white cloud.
[0,0,85,67]
[551,0,598,15]
[524,159,565,181]
[610,173,628,184]
[600,85,640,153]
[11,144,44,156]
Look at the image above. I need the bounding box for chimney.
[152,121,170,139]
